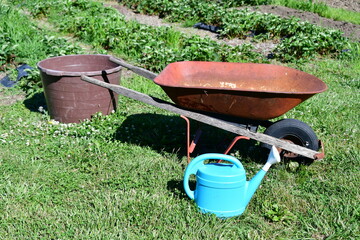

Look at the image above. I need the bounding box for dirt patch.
[316,0,360,12]
[0,71,26,106]
[247,5,360,41]
[0,73,25,106]
[0,89,25,106]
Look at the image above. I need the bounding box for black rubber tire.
[262,119,319,151]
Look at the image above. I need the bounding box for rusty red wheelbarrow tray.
[154,61,327,121]
[81,57,327,160]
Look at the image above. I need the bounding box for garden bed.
[111,2,360,41]
[242,5,359,41]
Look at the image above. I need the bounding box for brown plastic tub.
[38,54,121,123]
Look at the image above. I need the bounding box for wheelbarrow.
[81,57,327,161]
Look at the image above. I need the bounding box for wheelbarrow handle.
[109,56,158,81]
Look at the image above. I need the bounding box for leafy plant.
[17,67,41,95]
[40,35,83,57]
[273,28,349,62]
[263,201,296,223]
[0,34,17,68]
[25,0,57,18]
[0,7,19,68]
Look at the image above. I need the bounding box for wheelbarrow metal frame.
[81,70,324,160]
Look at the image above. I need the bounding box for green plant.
[17,68,41,95]
[40,35,83,57]
[0,6,19,68]
[273,28,349,62]
[0,38,17,68]
[263,201,296,223]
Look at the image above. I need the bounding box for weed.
[262,201,296,223]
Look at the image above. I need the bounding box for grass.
[1,60,359,238]
[1,0,360,239]
[0,4,83,68]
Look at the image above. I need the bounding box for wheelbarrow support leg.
[181,115,202,163]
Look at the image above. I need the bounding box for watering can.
[183,146,280,218]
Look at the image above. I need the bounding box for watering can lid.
[197,163,246,183]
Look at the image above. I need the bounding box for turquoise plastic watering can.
[183,146,280,218]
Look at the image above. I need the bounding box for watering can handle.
[183,153,244,200]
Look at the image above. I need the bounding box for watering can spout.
[245,146,281,205]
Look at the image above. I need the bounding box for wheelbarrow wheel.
[262,119,319,158]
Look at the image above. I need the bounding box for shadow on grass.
[23,92,47,113]
[21,94,270,164]
[167,179,193,200]
[113,113,268,163]
[113,113,187,158]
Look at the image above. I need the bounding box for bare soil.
[247,5,359,41]
[316,0,360,12]
[0,89,25,106]
[0,73,25,106]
